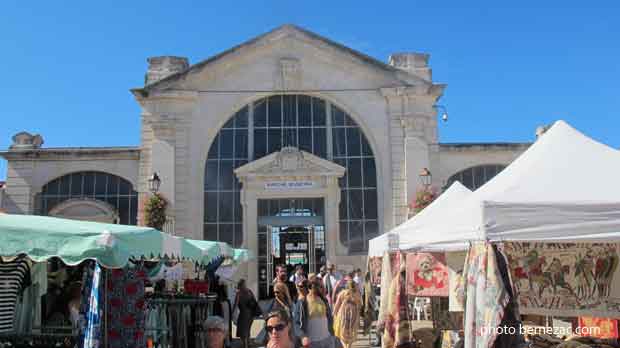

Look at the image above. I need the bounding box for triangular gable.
[235,147,345,179]
[135,24,428,94]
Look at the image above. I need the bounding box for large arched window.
[204,95,379,252]
[39,171,138,225]
[446,164,506,191]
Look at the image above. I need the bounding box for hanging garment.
[463,243,509,348]
[382,269,414,348]
[83,263,102,348]
[0,256,31,333]
[106,265,146,348]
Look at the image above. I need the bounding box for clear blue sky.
[1,1,619,180]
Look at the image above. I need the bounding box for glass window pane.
[204,224,218,241]
[334,158,347,188]
[208,134,220,158]
[219,160,234,190]
[235,106,249,128]
[258,200,269,217]
[258,234,267,256]
[234,224,243,248]
[462,168,473,190]
[267,129,282,154]
[332,128,347,157]
[331,107,345,126]
[283,95,297,127]
[361,135,373,156]
[60,175,71,195]
[344,113,357,126]
[220,224,234,245]
[365,220,379,239]
[223,116,235,129]
[313,128,326,158]
[118,197,129,224]
[71,173,84,195]
[339,189,348,220]
[254,129,267,159]
[268,96,282,127]
[269,199,280,216]
[298,128,312,153]
[234,129,248,158]
[363,158,377,188]
[219,192,233,222]
[364,189,378,219]
[339,221,348,245]
[312,98,326,126]
[234,160,247,190]
[313,198,324,217]
[346,128,361,156]
[347,158,362,188]
[349,221,364,253]
[94,173,108,196]
[298,95,312,127]
[45,179,59,195]
[120,175,133,195]
[348,190,364,219]
[254,99,267,127]
[83,173,95,196]
[205,161,218,190]
[282,128,297,148]
[474,166,485,189]
[233,192,242,222]
[220,129,234,159]
[205,192,218,222]
[130,196,138,225]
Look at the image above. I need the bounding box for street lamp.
[433,105,449,122]
[419,168,432,187]
[148,172,161,194]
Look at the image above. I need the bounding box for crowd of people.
[206,263,374,348]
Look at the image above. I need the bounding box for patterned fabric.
[504,242,620,318]
[382,269,414,348]
[369,257,383,285]
[378,251,395,329]
[406,253,449,297]
[578,316,619,338]
[333,289,362,345]
[463,242,509,348]
[106,265,147,348]
[447,251,467,312]
[83,263,102,348]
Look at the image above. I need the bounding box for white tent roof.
[368,181,472,256]
[399,120,620,250]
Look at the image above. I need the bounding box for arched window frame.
[446,164,507,191]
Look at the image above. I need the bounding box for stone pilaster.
[134,91,197,234]
[2,160,35,214]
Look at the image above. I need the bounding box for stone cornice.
[380,83,446,99]
[0,147,140,161]
[439,142,531,152]
[131,89,198,105]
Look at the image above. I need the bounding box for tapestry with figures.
[503,242,620,318]
[406,252,449,297]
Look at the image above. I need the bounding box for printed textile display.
[578,316,619,339]
[382,270,414,348]
[463,242,509,348]
[447,251,467,312]
[106,265,147,348]
[369,256,383,285]
[503,242,620,318]
[406,252,449,297]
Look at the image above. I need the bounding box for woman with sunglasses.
[265,310,298,348]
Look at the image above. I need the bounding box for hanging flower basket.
[409,186,437,216]
[144,193,167,231]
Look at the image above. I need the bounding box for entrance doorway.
[256,198,325,299]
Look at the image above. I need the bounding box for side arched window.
[446,164,506,191]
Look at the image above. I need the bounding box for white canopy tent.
[368,181,472,256]
[397,120,620,251]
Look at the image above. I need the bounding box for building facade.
[0,25,529,297]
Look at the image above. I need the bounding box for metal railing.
[162,216,175,235]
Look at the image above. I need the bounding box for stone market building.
[0,24,529,297]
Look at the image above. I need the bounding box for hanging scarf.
[463,243,509,348]
[378,251,394,329]
[83,263,102,348]
[382,269,414,348]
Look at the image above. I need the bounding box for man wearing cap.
[205,316,228,348]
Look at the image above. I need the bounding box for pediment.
[135,24,430,95]
[235,147,345,179]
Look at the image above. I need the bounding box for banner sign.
[265,181,315,190]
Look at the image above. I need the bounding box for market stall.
[0,213,237,348]
[372,121,620,348]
